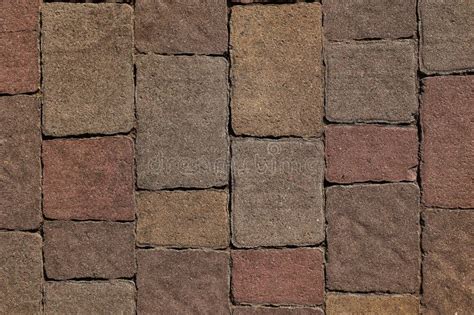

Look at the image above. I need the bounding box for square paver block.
[137,249,229,314]
[0,232,42,314]
[232,139,325,247]
[422,209,474,314]
[135,0,227,54]
[136,55,229,189]
[234,307,323,315]
[43,221,135,280]
[326,294,419,315]
[231,3,324,137]
[137,190,229,248]
[326,183,420,293]
[42,3,134,136]
[326,40,417,123]
[0,96,41,230]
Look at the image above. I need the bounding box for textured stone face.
[137,190,229,248]
[0,0,39,33]
[422,209,474,314]
[135,0,227,54]
[326,183,420,293]
[137,249,229,314]
[232,139,325,247]
[232,248,324,305]
[326,294,419,315]
[43,137,135,221]
[421,76,474,208]
[231,3,324,137]
[233,307,323,315]
[325,125,418,183]
[326,40,417,123]
[42,3,134,136]
[136,55,229,189]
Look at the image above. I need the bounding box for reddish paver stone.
[232,248,324,305]
[234,307,323,315]
[326,183,420,293]
[0,0,39,33]
[421,76,474,208]
[43,221,135,280]
[137,249,229,314]
[43,137,134,221]
[325,125,418,183]
[326,294,419,315]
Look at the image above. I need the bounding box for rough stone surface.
[233,307,323,315]
[137,249,229,314]
[326,294,419,315]
[326,183,420,293]
[0,96,42,230]
[136,55,229,189]
[232,248,324,305]
[422,209,474,314]
[0,232,42,314]
[326,40,417,123]
[230,3,324,137]
[137,190,229,248]
[42,3,134,136]
[0,0,39,33]
[421,76,474,209]
[43,221,135,280]
[232,139,325,247]
[325,125,418,183]
[43,137,135,221]
[135,0,227,54]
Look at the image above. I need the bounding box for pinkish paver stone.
[233,307,323,315]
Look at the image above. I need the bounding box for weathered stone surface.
[136,55,229,189]
[44,281,136,315]
[325,125,418,183]
[42,3,134,136]
[135,0,227,54]
[326,294,419,315]
[43,221,135,280]
[421,76,474,208]
[326,183,420,293]
[326,40,417,123]
[0,232,42,314]
[232,248,324,305]
[422,209,474,314]
[231,3,323,137]
[232,139,325,247]
[43,137,135,221]
[233,307,323,315]
[0,0,39,33]
[137,249,229,314]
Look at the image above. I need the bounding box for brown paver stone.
[136,55,229,189]
[421,76,474,209]
[326,294,419,315]
[232,248,324,306]
[42,3,134,136]
[43,137,134,221]
[230,3,324,137]
[135,0,227,54]
[325,125,418,183]
[43,221,135,280]
[326,183,420,293]
[233,307,323,315]
[0,232,42,314]
[422,209,474,314]
[137,249,229,314]
[326,40,418,123]
[232,139,325,247]
[0,0,39,33]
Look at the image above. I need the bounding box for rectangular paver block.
[234,307,323,315]
[0,0,39,33]
[326,294,419,315]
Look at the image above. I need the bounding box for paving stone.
[137,249,229,314]
[43,137,134,221]
[43,221,135,280]
[231,3,324,137]
[232,248,324,305]
[42,3,134,136]
[0,232,42,314]
[422,209,474,314]
[0,0,39,33]
[326,40,418,123]
[421,76,474,208]
[233,307,323,315]
[135,0,227,54]
[44,281,136,315]
[326,294,419,315]
[136,55,229,189]
[137,190,229,248]
[0,96,41,230]
[325,125,418,183]
[232,139,325,247]
[326,183,420,293]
